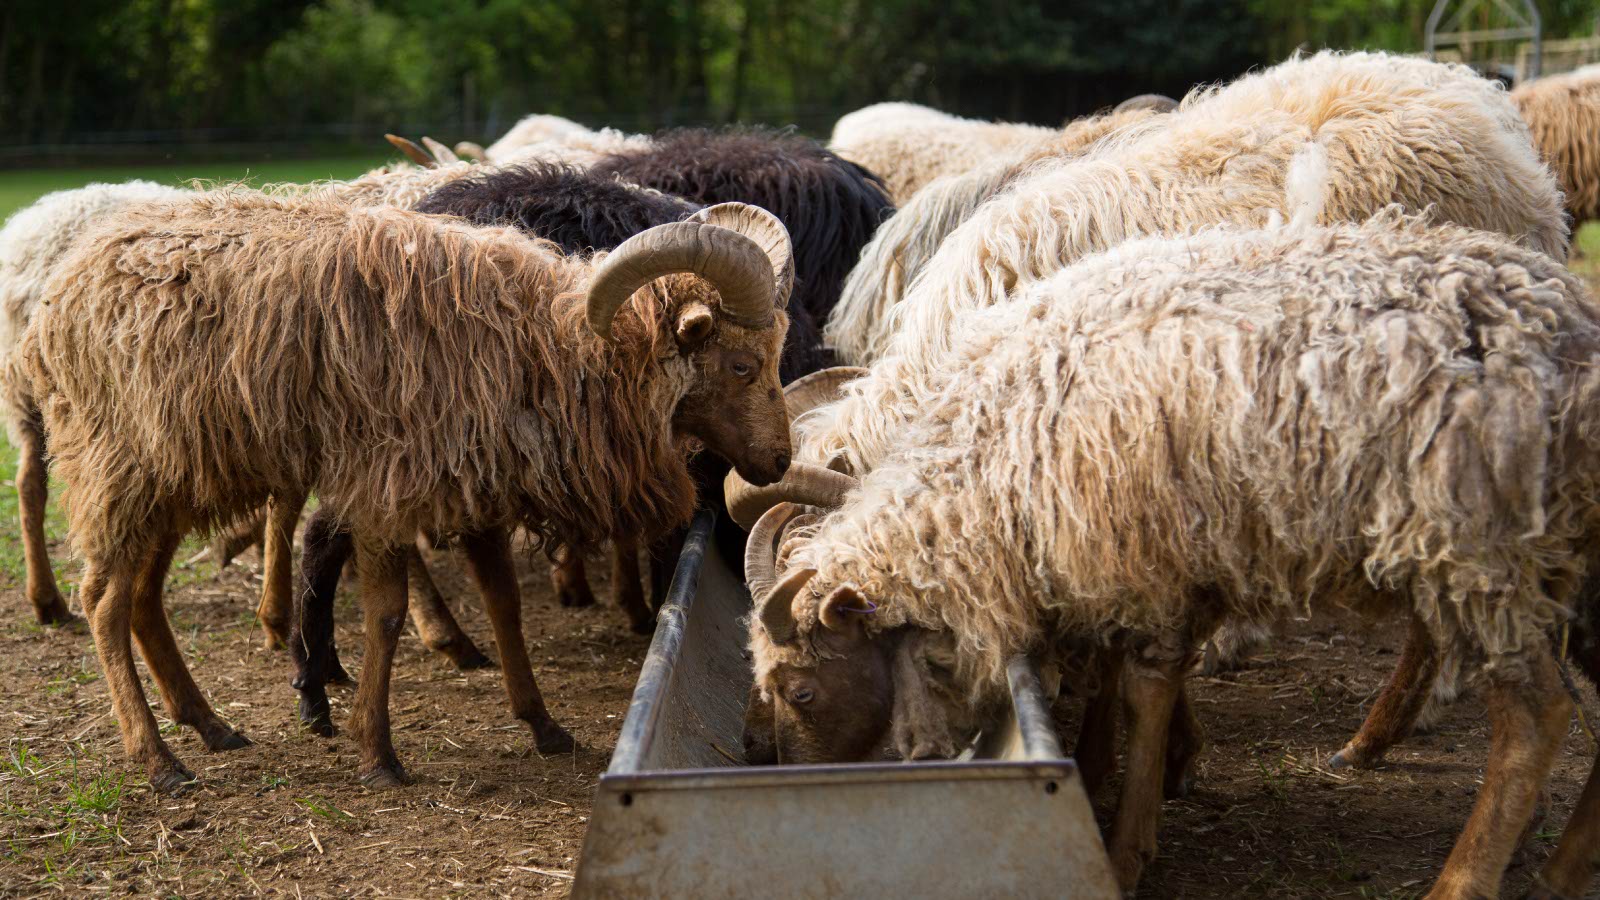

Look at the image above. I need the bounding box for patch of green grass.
[0,155,394,221]
[293,795,354,825]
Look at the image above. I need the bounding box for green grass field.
[0,154,393,221]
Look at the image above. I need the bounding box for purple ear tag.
[841,599,878,615]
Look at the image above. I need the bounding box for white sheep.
[746,214,1600,897]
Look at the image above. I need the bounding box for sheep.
[781,51,1569,487]
[483,113,594,159]
[547,127,893,614]
[17,189,795,791]
[1514,64,1600,228]
[828,101,1059,204]
[741,215,1600,896]
[284,163,711,732]
[0,181,191,627]
[825,105,1160,366]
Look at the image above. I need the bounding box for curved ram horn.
[746,502,809,604]
[421,137,460,164]
[1113,93,1179,114]
[385,134,435,167]
[691,203,794,309]
[761,567,815,645]
[725,461,858,531]
[784,366,870,418]
[585,204,787,340]
[455,141,488,162]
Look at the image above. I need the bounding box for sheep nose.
[774,452,791,476]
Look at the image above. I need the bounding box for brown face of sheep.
[583,202,796,487]
[670,306,792,487]
[757,573,898,764]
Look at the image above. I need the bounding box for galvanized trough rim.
[605,509,1072,774]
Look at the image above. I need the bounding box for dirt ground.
[1,536,1597,899]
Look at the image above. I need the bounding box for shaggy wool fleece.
[802,50,1569,477]
[825,106,1158,366]
[829,102,1058,204]
[1514,64,1600,225]
[0,181,192,435]
[20,190,783,561]
[760,216,1600,725]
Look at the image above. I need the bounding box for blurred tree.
[0,0,1594,148]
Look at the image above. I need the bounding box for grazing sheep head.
[585,202,797,486]
[742,503,966,765]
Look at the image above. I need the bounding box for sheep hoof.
[432,639,493,671]
[358,763,410,789]
[32,593,79,627]
[1327,746,1378,771]
[298,693,336,738]
[202,724,253,753]
[327,653,355,686]
[534,723,577,755]
[557,582,596,608]
[1163,772,1194,800]
[147,759,197,795]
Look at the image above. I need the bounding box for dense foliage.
[2,0,1595,143]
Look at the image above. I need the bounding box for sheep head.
[585,203,796,486]
[741,502,965,765]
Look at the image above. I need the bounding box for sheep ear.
[675,302,715,348]
[819,584,875,634]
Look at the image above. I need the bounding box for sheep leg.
[14,416,73,625]
[1426,646,1569,900]
[611,538,653,633]
[647,533,676,612]
[1528,744,1600,900]
[460,526,575,754]
[129,523,249,753]
[256,490,307,650]
[549,542,596,608]
[85,551,194,794]
[291,507,355,737]
[1164,685,1204,800]
[404,543,492,670]
[1330,612,1438,770]
[1106,647,1184,893]
[209,509,265,570]
[1075,649,1123,802]
[347,540,410,788]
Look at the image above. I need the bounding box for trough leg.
[291,507,354,737]
[404,543,492,669]
[1106,646,1185,893]
[1331,613,1438,770]
[1075,649,1123,802]
[347,540,410,788]
[460,526,575,754]
[14,415,73,625]
[256,490,308,650]
[85,549,195,793]
[611,538,654,633]
[1426,645,1569,900]
[130,523,250,753]
[550,542,596,608]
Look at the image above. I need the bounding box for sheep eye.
[731,361,755,378]
[789,687,814,704]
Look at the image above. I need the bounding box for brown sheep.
[18,189,794,791]
[1514,65,1600,228]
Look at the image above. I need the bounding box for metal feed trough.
[573,511,1119,899]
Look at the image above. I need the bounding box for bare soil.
[1,538,1596,899]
